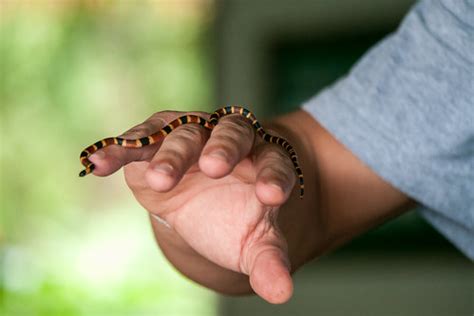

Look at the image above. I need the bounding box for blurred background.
[1,1,472,316]
[1,1,216,315]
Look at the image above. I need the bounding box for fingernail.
[208,150,228,162]
[91,151,105,159]
[153,163,174,175]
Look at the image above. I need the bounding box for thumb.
[245,241,293,304]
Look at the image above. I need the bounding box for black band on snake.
[79,106,304,198]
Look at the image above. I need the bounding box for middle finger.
[199,114,256,178]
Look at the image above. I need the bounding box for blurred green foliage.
[1,1,215,315]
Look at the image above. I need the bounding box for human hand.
[87,110,316,304]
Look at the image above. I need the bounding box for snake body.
[79,106,304,198]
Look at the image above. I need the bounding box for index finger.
[85,111,184,177]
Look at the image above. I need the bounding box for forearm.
[272,110,414,264]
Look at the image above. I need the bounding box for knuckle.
[210,127,253,152]
[218,117,254,139]
[265,148,289,161]
[123,125,152,138]
[175,124,206,143]
[261,164,295,185]
[155,148,189,173]
[149,110,180,121]
[209,134,243,156]
[262,146,292,164]
[259,147,295,173]
[147,111,184,130]
[212,133,239,145]
[161,137,194,159]
[158,149,188,169]
[156,129,204,170]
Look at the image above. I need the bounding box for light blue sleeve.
[302,0,474,259]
